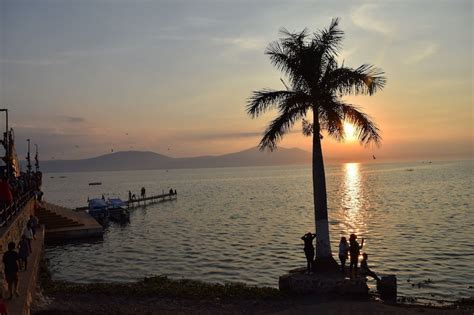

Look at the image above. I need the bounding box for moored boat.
[88,198,109,226]
[107,198,130,223]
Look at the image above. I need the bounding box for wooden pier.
[75,192,177,211]
[126,192,177,208]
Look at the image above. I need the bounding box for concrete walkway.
[4,225,44,315]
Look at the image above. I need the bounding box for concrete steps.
[38,202,103,241]
[36,207,84,230]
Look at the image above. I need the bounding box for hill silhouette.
[38,147,311,172]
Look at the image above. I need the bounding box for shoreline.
[33,262,473,314]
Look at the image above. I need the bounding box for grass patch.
[39,259,284,300]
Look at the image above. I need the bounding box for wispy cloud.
[60,115,86,123]
[404,42,439,64]
[351,3,394,36]
[0,45,135,67]
[153,32,263,51]
[0,58,67,66]
[211,36,264,51]
[182,129,302,141]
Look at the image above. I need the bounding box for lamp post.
[0,109,9,178]
[26,138,32,174]
[34,144,39,172]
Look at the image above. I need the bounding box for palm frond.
[325,64,386,95]
[302,119,313,136]
[259,103,308,151]
[247,89,294,118]
[266,28,324,93]
[318,103,345,141]
[313,17,344,57]
[340,102,381,145]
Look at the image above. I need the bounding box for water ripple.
[43,161,474,300]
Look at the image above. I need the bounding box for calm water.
[42,160,473,301]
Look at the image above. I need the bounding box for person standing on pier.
[301,232,316,274]
[141,187,146,199]
[3,242,20,299]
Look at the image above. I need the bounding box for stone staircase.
[36,207,84,230]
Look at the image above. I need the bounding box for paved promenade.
[4,225,44,315]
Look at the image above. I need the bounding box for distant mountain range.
[36,147,312,173]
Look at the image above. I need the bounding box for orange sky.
[1,1,472,162]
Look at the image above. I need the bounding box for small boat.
[107,198,130,223]
[88,198,109,226]
[89,182,102,186]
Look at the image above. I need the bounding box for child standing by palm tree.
[338,237,349,274]
[301,232,316,274]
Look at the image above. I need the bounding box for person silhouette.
[339,236,349,274]
[360,253,379,281]
[349,233,364,277]
[301,232,316,274]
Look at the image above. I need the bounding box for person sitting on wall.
[360,253,380,281]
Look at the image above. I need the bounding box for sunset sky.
[1,0,472,162]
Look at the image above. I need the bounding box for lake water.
[42,160,473,301]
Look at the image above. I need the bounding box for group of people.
[0,171,42,207]
[128,187,148,201]
[0,170,43,227]
[2,214,39,300]
[302,232,379,281]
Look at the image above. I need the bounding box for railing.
[0,190,35,227]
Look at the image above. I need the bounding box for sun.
[343,122,357,142]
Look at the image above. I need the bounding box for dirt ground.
[32,292,472,315]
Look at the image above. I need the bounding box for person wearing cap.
[349,233,364,277]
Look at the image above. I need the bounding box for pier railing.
[75,192,177,211]
[0,190,35,227]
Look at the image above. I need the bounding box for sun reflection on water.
[340,163,366,236]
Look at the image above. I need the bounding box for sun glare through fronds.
[343,122,357,142]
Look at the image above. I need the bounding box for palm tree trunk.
[312,114,333,261]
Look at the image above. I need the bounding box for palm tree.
[247,18,386,270]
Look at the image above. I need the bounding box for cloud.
[61,115,86,123]
[351,3,394,36]
[181,129,302,141]
[404,42,439,64]
[210,36,265,51]
[152,32,263,51]
[0,58,67,66]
